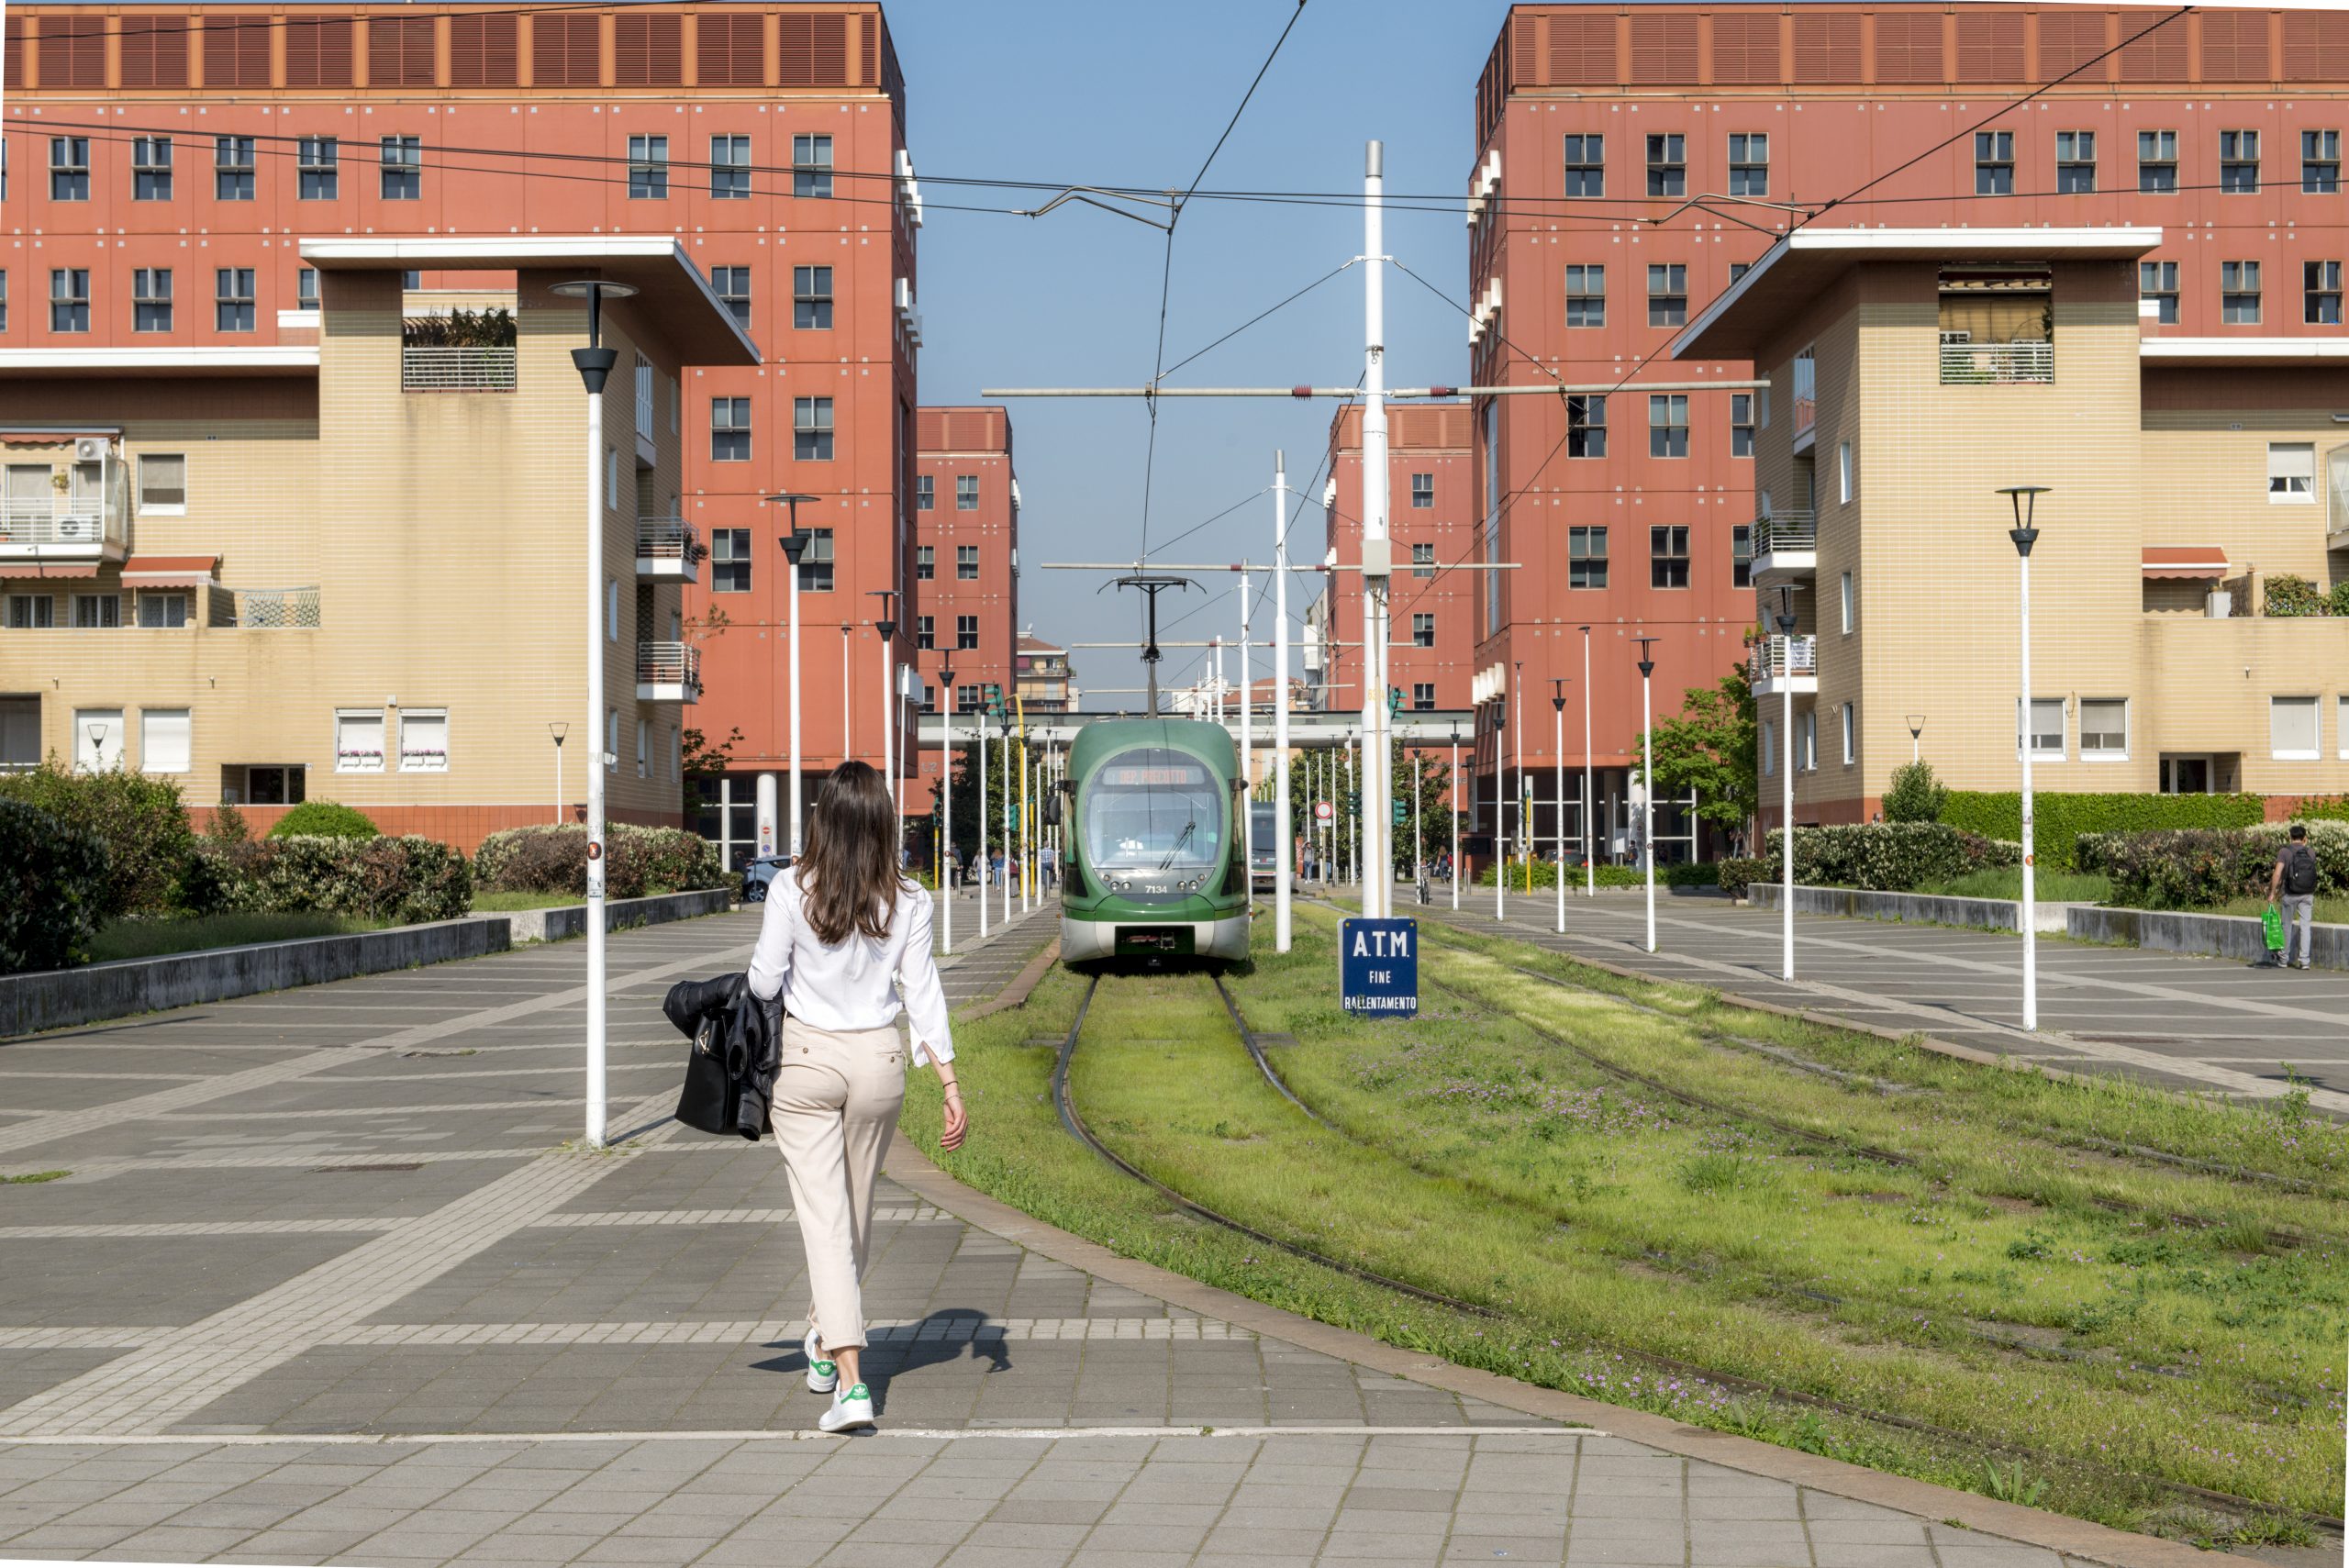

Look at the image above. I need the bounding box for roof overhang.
[123,555,221,585]
[0,348,317,378]
[300,236,761,366]
[2143,546,2230,579]
[2140,338,2349,367]
[1670,228,2165,361]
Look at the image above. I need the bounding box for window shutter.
[1872,13,1943,84]
[1792,13,1863,83]
[1708,12,1778,83]
[368,17,435,86]
[284,17,353,88]
[118,17,191,87]
[141,709,191,774]
[1954,12,2025,80]
[696,14,763,85]
[2035,11,2110,82]
[1629,14,1696,83]
[862,20,877,85]
[2198,10,2271,83]
[204,17,273,88]
[449,16,518,86]
[2272,697,2319,758]
[3,17,24,89]
[613,14,681,86]
[2283,11,2349,81]
[1547,14,1617,85]
[532,15,598,87]
[40,17,107,87]
[2118,9,2188,80]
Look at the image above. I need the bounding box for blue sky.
[889,0,1511,707]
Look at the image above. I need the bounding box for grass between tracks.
[904,912,2346,1545]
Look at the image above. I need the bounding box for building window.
[2306,130,2343,194]
[710,136,751,199]
[1411,613,1435,648]
[1731,524,1752,589]
[401,270,421,291]
[50,137,90,201]
[6,595,55,628]
[2054,130,2096,193]
[709,528,751,592]
[794,397,835,461]
[1839,569,1855,633]
[1727,132,1767,196]
[215,136,256,200]
[1729,261,1752,284]
[1840,703,1855,766]
[1409,473,1433,508]
[1975,130,2014,195]
[1412,541,1435,578]
[915,615,934,651]
[1562,134,1604,196]
[2137,129,2176,192]
[635,719,649,779]
[709,267,750,328]
[793,134,833,198]
[298,136,338,199]
[606,708,618,773]
[297,268,318,309]
[2139,261,2179,324]
[2080,699,2128,759]
[956,544,979,580]
[2221,261,2261,324]
[711,398,751,462]
[628,135,669,200]
[132,269,173,333]
[139,454,186,511]
[1566,395,1607,458]
[1645,133,1686,197]
[1650,526,1689,588]
[335,709,386,773]
[216,268,256,332]
[2220,129,2259,193]
[1837,440,1854,505]
[794,265,833,329]
[1647,264,1687,327]
[380,136,421,200]
[1761,718,1774,776]
[2271,695,2319,761]
[798,528,834,591]
[51,269,91,333]
[398,709,448,773]
[915,544,935,581]
[2269,442,2315,502]
[1730,394,1755,458]
[605,577,618,641]
[0,272,8,332]
[954,684,980,714]
[1564,264,1605,327]
[1648,394,1688,458]
[1800,711,1818,770]
[72,708,124,772]
[1568,526,1608,589]
[132,137,173,201]
[955,474,978,511]
[955,614,979,651]
[2306,261,2343,326]
[73,593,120,628]
[2021,698,2065,761]
[915,475,934,512]
[1411,683,1435,712]
[139,592,190,629]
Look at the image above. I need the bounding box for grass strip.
[89,912,391,962]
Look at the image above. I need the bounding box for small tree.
[679,724,743,817]
[1646,664,1758,845]
[1881,760,1949,824]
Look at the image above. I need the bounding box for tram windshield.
[1083,749,1225,873]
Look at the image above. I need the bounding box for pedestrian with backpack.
[2266,824,2321,971]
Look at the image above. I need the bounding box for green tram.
[1052,717,1251,963]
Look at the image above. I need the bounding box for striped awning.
[0,559,100,579]
[2142,546,2229,579]
[121,555,218,586]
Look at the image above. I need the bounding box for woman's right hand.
[939,1083,968,1152]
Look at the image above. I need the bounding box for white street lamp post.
[1002,713,1015,926]
[769,495,817,858]
[976,697,989,943]
[1552,679,1568,934]
[938,663,956,954]
[548,722,567,825]
[1580,624,1595,898]
[2000,485,2049,1032]
[1449,723,1461,911]
[1772,586,1800,982]
[1493,702,1507,923]
[870,590,898,864]
[1907,713,1926,764]
[1273,450,1294,953]
[1634,636,1660,955]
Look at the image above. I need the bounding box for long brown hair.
[796,761,907,944]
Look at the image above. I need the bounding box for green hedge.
[265,800,380,840]
[1750,822,2021,894]
[2291,795,2349,825]
[473,823,725,901]
[2077,822,2349,909]
[0,798,111,974]
[203,835,472,925]
[0,762,195,917]
[1939,791,2264,873]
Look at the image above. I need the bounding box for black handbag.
[675,1012,743,1137]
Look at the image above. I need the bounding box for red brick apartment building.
[1466,2,2349,854]
[907,405,1017,817]
[0,2,919,860]
[1321,402,1477,717]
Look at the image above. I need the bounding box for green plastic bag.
[2262,904,2286,952]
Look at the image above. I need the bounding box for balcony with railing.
[634,517,701,584]
[1751,513,1817,579]
[401,347,517,393]
[1939,339,2054,384]
[215,586,321,628]
[0,493,128,564]
[636,641,701,704]
[1749,633,1818,696]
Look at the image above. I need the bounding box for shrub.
[1941,791,2264,872]
[0,762,194,917]
[0,797,111,974]
[1881,761,1949,824]
[206,802,251,843]
[473,823,724,900]
[209,834,471,924]
[1754,822,2020,893]
[2263,573,2329,617]
[265,799,380,840]
[2290,795,2349,825]
[1718,857,1768,899]
[1475,860,1719,890]
[2080,822,2349,909]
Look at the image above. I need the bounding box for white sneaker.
[818,1383,874,1433]
[805,1334,837,1396]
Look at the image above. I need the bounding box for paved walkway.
[0,901,2271,1567]
[1380,883,2349,1114]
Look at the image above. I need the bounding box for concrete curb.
[2069,903,2344,970]
[0,917,510,1038]
[1747,881,2075,934]
[882,1140,2213,1568]
[499,888,732,943]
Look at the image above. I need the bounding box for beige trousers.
[769,1015,907,1354]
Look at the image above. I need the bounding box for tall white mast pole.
[1361,139,1391,919]
[1274,451,1294,952]
[1237,572,1252,905]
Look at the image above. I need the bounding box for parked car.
[740,855,791,904]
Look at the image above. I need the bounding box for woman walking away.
[750,762,968,1433]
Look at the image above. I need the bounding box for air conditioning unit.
[54,515,99,543]
[73,437,109,463]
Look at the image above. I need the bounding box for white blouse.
[746,874,955,1065]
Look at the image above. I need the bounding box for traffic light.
[1387,685,1404,717]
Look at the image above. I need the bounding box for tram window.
[1083,749,1224,870]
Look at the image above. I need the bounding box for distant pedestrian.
[989,846,1006,889]
[2267,824,2320,971]
[1039,841,1058,892]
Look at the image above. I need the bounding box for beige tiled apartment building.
[1673,228,2349,827]
[0,238,758,846]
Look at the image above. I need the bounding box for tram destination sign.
[1339,917,1419,1018]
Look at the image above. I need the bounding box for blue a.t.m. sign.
[1340,917,1419,1017]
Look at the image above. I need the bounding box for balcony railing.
[1750,633,1818,684]
[401,346,517,392]
[1939,340,2054,384]
[1753,513,1817,559]
[635,641,701,701]
[218,586,321,628]
[0,496,128,554]
[634,517,702,582]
